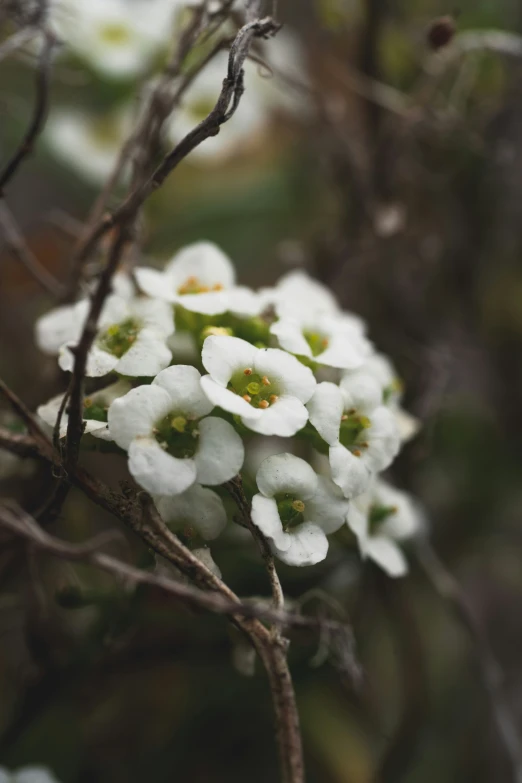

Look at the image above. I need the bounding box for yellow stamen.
[261,376,271,386]
[353,449,362,457]
[244,368,253,376]
[259,400,269,409]
[243,394,252,403]
[269,394,279,404]
[292,500,305,513]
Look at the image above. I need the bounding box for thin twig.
[0,27,56,194]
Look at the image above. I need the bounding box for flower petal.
[307,382,343,445]
[131,297,175,336]
[256,452,318,500]
[329,442,372,498]
[195,416,244,485]
[278,523,329,567]
[305,476,351,535]
[201,335,257,386]
[58,343,119,377]
[269,319,312,357]
[135,268,176,302]
[251,494,290,551]
[200,375,261,418]
[35,303,80,355]
[155,484,227,540]
[165,241,236,289]
[128,437,197,495]
[254,348,316,402]
[108,385,172,450]
[241,396,309,436]
[154,365,213,418]
[115,329,172,377]
[178,291,228,315]
[364,536,408,578]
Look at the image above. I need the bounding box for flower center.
[99,23,132,45]
[339,411,371,457]
[276,494,306,531]
[98,318,140,358]
[303,330,329,357]
[154,412,199,459]
[368,504,398,532]
[228,368,279,409]
[83,397,107,423]
[177,276,224,296]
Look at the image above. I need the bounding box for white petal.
[195,416,244,485]
[200,375,261,418]
[96,294,131,330]
[364,536,408,578]
[128,437,197,495]
[153,365,213,418]
[374,479,421,541]
[270,319,312,357]
[394,407,420,442]
[241,396,309,436]
[165,241,236,289]
[155,484,227,540]
[272,270,339,320]
[256,452,318,500]
[277,523,329,567]
[178,291,229,315]
[111,272,135,300]
[135,268,177,302]
[340,372,383,413]
[329,442,372,498]
[316,329,369,370]
[254,348,316,402]
[223,286,262,317]
[58,343,119,377]
[108,385,172,450]
[306,382,343,445]
[251,494,290,551]
[305,476,351,535]
[35,304,80,355]
[131,297,175,336]
[364,407,400,472]
[15,768,60,783]
[115,329,172,377]
[345,496,370,541]
[201,335,257,386]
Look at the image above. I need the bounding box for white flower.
[37,379,131,440]
[55,0,176,79]
[135,242,260,317]
[342,353,420,442]
[251,453,350,566]
[0,767,61,783]
[260,269,341,321]
[48,294,173,378]
[45,108,130,184]
[167,51,266,162]
[346,478,422,577]
[307,377,400,498]
[270,312,372,369]
[108,365,244,496]
[201,335,316,436]
[155,483,227,540]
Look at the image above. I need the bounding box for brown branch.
[0,27,56,195]
[0,202,64,297]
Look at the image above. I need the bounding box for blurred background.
[2,0,522,780]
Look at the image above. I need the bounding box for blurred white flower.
[251,453,349,566]
[136,242,260,317]
[108,365,244,495]
[0,766,61,783]
[342,353,420,442]
[45,107,131,184]
[37,294,173,378]
[346,478,422,577]
[37,379,131,440]
[201,335,316,436]
[53,0,177,78]
[270,311,372,369]
[260,269,341,321]
[307,376,400,498]
[155,483,227,540]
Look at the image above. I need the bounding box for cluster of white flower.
[35,242,422,577]
[44,0,307,182]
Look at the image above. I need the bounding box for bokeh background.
[2,0,522,781]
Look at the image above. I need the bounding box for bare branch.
[0,27,56,195]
